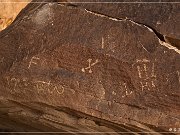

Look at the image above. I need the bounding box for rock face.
[0,0,179,134]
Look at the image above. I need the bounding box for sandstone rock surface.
[0,0,179,134]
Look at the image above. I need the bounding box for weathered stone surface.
[0,0,179,134]
[67,0,180,39]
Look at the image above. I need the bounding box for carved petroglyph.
[28,55,57,69]
[35,81,51,93]
[137,66,142,78]
[10,78,20,93]
[28,56,40,68]
[5,77,65,95]
[136,59,150,63]
[140,81,150,91]
[55,85,64,95]
[5,77,20,93]
[141,44,149,53]
[122,83,133,97]
[34,80,65,95]
[100,88,105,100]
[101,37,105,49]
[177,71,180,84]
[139,80,156,91]
[110,82,133,98]
[136,59,157,91]
[82,59,99,73]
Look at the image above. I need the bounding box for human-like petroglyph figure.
[82,58,99,73]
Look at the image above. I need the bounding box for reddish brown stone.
[0,0,179,134]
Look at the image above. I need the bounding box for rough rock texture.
[0,0,179,134]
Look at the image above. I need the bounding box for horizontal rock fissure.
[59,2,180,55]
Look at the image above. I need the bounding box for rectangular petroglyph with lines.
[136,59,157,91]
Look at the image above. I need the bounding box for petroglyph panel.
[5,76,66,96]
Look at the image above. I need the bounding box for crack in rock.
[59,3,180,55]
[84,9,127,22]
[159,39,180,54]
[84,8,180,54]
[83,8,155,34]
